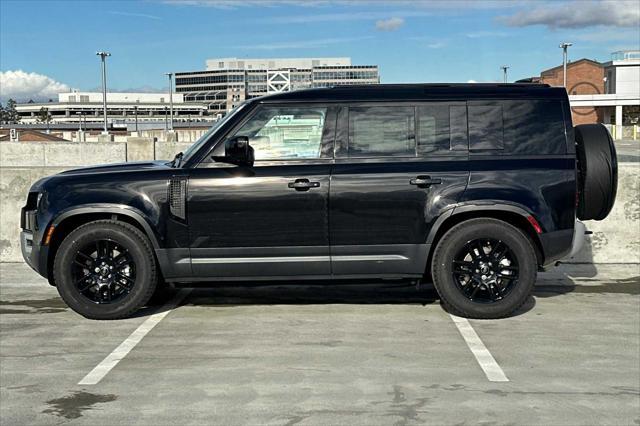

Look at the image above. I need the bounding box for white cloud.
[0,70,73,102]
[375,17,405,31]
[108,11,162,20]
[264,10,431,24]
[235,36,374,50]
[426,41,446,49]
[499,0,640,29]
[465,30,509,38]
[163,0,520,10]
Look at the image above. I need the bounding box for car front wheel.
[53,220,157,320]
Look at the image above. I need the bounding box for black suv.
[20,84,617,320]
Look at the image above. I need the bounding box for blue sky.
[1,0,638,101]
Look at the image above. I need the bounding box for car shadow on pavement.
[140,280,541,319]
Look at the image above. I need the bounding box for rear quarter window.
[468,102,504,151]
[503,100,567,155]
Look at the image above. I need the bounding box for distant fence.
[0,140,638,265]
[603,124,639,141]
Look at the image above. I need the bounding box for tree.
[3,99,20,123]
[36,107,52,125]
[0,102,5,124]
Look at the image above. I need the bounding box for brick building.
[539,59,605,125]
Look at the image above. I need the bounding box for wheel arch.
[425,205,545,279]
[45,206,161,285]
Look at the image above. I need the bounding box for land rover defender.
[20,84,617,319]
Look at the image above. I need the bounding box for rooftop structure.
[175,57,380,114]
[14,92,213,126]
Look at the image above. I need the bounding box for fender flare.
[50,204,161,249]
[426,202,538,245]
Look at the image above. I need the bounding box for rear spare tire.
[575,124,617,221]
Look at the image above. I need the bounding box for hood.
[57,160,171,176]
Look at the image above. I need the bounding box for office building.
[175,57,380,114]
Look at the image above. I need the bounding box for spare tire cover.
[575,124,617,221]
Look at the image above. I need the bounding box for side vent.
[168,177,187,220]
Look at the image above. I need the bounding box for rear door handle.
[410,176,442,188]
[288,179,320,191]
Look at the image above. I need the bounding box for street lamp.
[164,106,168,131]
[134,105,139,134]
[165,72,174,131]
[500,65,510,83]
[559,42,572,88]
[96,51,111,134]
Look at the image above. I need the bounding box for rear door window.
[417,103,468,155]
[347,106,416,157]
[468,102,504,151]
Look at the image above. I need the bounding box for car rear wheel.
[53,220,157,320]
[431,218,537,319]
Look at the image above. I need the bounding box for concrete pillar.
[126,137,155,161]
[615,105,623,140]
[165,131,177,143]
[98,133,114,143]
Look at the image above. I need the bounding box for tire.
[53,220,157,320]
[431,218,537,319]
[575,124,617,221]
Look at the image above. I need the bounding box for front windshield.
[180,102,248,164]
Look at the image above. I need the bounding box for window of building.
[80,95,89,103]
[347,106,415,157]
[218,61,224,68]
[68,95,76,102]
[228,106,327,160]
[468,102,504,150]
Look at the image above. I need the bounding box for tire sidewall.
[432,219,537,318]
[54,222,155,319]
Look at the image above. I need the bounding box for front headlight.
[36,192,44,210]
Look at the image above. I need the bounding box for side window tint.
[503,100,566,155]
[348,106,415,157]
[468,103,504,151]
[450,105,469,151]
[230,107,327,160]
[417,103,468,155]
[417,104,449,154]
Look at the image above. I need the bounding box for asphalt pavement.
[1,262,638,425]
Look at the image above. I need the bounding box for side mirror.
[214,136,254,166]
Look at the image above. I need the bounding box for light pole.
[96,51,111,134]
[165,72,174,131]
[164,106,168,131]
[500,65,510,83]
[559,42,572,88]
[134,105,139,134]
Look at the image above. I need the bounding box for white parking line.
[449,314,509,382]
[78,289,192,386]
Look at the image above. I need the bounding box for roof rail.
[329,83,550,89]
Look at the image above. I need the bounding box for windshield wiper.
[171,152,184,168]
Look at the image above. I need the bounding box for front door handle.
[410,176,442,188]
[288,179,320,191]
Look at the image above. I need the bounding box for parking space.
[1,263,639,425]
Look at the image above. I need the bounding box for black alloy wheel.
[72,239,136,304]
[53,220,157,320]
[452,238,519,303]
[431,218,537,319]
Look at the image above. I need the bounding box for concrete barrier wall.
[1,140,638,264]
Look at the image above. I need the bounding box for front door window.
[228,106,327,160]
